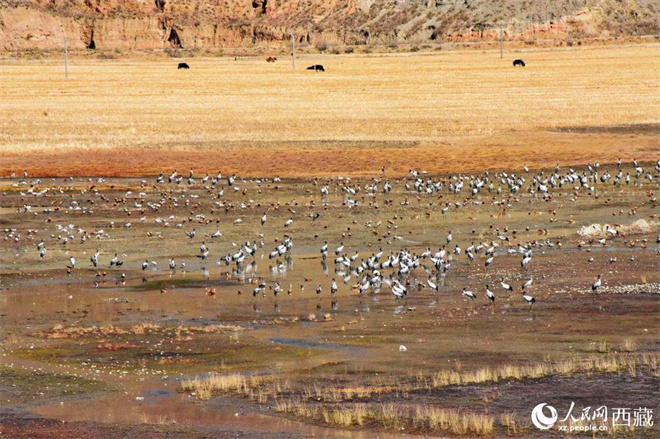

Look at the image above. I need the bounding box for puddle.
[270,337,367,354]
[32,389,426,439]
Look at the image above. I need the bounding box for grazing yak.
[306,64,325,72]
[266,57,277,63]
[513,59,526,67]
[177,62,190,70]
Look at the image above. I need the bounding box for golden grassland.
[1,44,658,177]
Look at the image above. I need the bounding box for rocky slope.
[0,0,658,52]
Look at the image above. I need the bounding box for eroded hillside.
[0,0,658,53]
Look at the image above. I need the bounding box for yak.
[513,59,526,67]
[306,64,325,72]
[177,63,190,70]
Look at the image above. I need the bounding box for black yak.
[306,64,325,72]
[513,59,526,67]
[178,63,190,70]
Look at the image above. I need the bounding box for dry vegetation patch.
[180,353,659,434]
[35,323,245,339]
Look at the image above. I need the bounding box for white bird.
[592,274,602,293]
[485,285,495,303]
[67,256,76,269]
[501,278,513,292]
[462,288,476,300]
[522,277,533,290]
[521,255,532,269]
[392,284,405,299]
[261,213,267,226]
[90,251,99,267]
[284,218,293,228]
[522,294,536,307]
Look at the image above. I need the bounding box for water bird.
[486,285,495,302]
[462,288,476,300]
[592,274,602,293]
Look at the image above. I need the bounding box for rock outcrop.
[1,0,657,52]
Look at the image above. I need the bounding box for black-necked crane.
[592,274,602,293]
[91,251,99,267]
[485,285,495,303]
[501,278,513,292]
[462,287,476,300]
[521,254,532,269]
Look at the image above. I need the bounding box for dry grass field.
[1,44,658,177]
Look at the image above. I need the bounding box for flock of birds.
[5,158,659,313]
